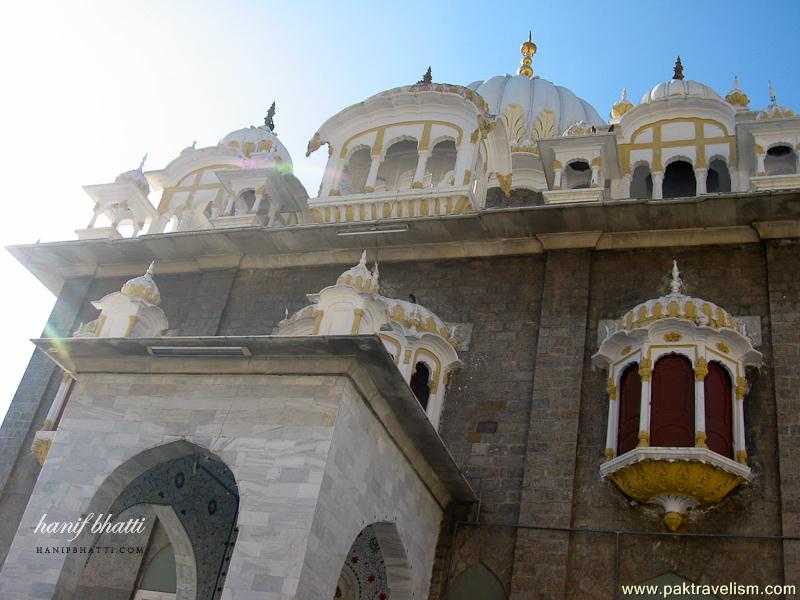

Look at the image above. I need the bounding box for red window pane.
[704,362,734,458]
[651,355,695,447]
[617,363,642,455]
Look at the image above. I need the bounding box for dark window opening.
[765,145,797,175]
[631,164,653,199]
[410,362,431,410]
[663,161,696,198]
[706,159,731,194]
[565,160,592,189]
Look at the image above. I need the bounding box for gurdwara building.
[0,37,799,600]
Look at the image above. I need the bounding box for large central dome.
[467,74,605,138]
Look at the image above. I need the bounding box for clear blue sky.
[0,0,798,421]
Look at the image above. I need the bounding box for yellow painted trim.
[412,347,442,393]
[378,334,402,363]
[351,308,365,334]
[312,310,324,335]
[620,117,735,174]
[340,120,464,159]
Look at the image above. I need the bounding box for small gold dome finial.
[673,56,684,80]
[725,76,750,109]
[518,31,537,79]
[611,88,634,120]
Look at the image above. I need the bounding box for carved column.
[552,167,563,190]
[734,376,747,463]
[364,155,382,192]
[605,376,619,460]
[694,356,708,447]
[695,167,708,195]
[755,150,766,175]
[454,143,473,187]
[637,357,652,446]
[412,150,431,188]
[590,165,601,187]
[652,171,664,199]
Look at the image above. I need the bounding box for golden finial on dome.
[725,76,750,109]
[518,31,537,79]
[611,88,634,120]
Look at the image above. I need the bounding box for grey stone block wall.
[0,276,93,568]
[298,381,443,600]
[766,240,800,585]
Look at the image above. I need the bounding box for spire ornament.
[138,153,148,170]
[669,260,684,296]
[769,80,777,104]
[417,66,432,84]
[518,31,537,79]
[264,102,276,132]
[673,56,684,80]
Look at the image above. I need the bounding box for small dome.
[218,125,292,165]
[467,75,605,137]
[115,154,150,196]
[121,262,161,305]
[607,261,746,338]
[610,88,634,121]
[758,104,796,120]
[725,77,750,110]
[757,82,795,120]
[337,251,379,295]
[640,79,723,104]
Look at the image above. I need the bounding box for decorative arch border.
[53,440,237,600]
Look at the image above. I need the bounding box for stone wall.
[298,381,443,600]
[766,240,800,583]
[0,276,93,568]
[1,244,796,598]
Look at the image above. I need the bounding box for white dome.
[115,166,150,197]
[467,74,605,137]
[640,79,722,104]
[218,125,292,165]
[121,262,160,305]
[337,251,379,295]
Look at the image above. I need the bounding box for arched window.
[564,160,592,189]
[617,363,642,455]
[375,139,419,191]
[426,139,457,187]
[764,144,797,175]
[704,361,733,458]
[706,159,731,193]
[340,147,371,194]
[447,562,506,600]
[135,543,177,598]
[663,160,696,198]
[630,164,653,199]
[651,355,694,447]
[410,362,431,410]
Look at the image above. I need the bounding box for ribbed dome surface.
[218,125,292,165]
[467,74,604,137]
[640,79,722,104]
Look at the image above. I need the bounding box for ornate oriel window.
[593,262,762,531]
[277,251,462,430]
